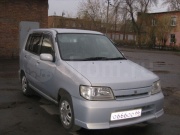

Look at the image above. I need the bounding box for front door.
[36,33,56,98]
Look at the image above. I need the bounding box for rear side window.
[25,34,42,55]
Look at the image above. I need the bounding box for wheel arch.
[20,70,25,83]
[58,88,71,103]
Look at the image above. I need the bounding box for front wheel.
[21,74,33,96]
[59,94,80,132]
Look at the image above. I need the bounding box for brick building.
[138,11,180,47]
[0,0,48,58]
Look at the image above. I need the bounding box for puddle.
[153,61,166,66]
[153,70,170,74]
[154,61,165,64]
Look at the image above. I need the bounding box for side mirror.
[40,53,53,62]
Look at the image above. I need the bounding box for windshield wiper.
[109,57,126,60]
[81,57,126,61]
[81,57,109,61]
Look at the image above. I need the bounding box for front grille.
[115,92,149,100]
[114,86,151,100]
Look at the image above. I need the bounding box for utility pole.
[106,0,110,34]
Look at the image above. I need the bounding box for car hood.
[66,60,159,90]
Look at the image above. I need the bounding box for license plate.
[111,109,142,121]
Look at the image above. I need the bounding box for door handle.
[25,55,27,58]
[37,61,40,64]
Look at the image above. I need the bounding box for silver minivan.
[19,29,164,131]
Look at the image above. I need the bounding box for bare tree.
[163,0,180,11]
[156,16,172,46]
[144,15,172,47]
[77,0,158,46]
[77,0,107,30]
[123,0,158,46]
[109,0,158,45]
[110,0,124,32]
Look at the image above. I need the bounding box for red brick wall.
[152,12,180,33]
[151,12,180,46]
[0,0,48,58]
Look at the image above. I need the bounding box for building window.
[171,17,177,26]
[152,19,156,26]
[170,34,176,43]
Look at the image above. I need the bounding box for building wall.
[151,12,180,32]
[139,11,180,46]
[0,0,48,58]
[152,12,180,46]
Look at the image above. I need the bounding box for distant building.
[138,11,180,47]
[0,0,48,58]
[48,15,136,42]
[48,16,103,31]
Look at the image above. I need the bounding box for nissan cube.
[19,29,164,131]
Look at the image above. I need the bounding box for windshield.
[57,34,125,61]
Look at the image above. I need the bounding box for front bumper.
[72,92,164,129]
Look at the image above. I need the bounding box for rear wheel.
[21,74,33,96]
[59,94,80,132]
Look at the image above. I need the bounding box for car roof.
[31,28,103,35]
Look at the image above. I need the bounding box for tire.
[21,74,33,96]
[59,94,80,132]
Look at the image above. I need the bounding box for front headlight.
[151,81,161,95]
[80,86,114,101]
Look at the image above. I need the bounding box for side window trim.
[25,34,32,51]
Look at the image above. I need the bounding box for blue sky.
[48,0,167,17]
